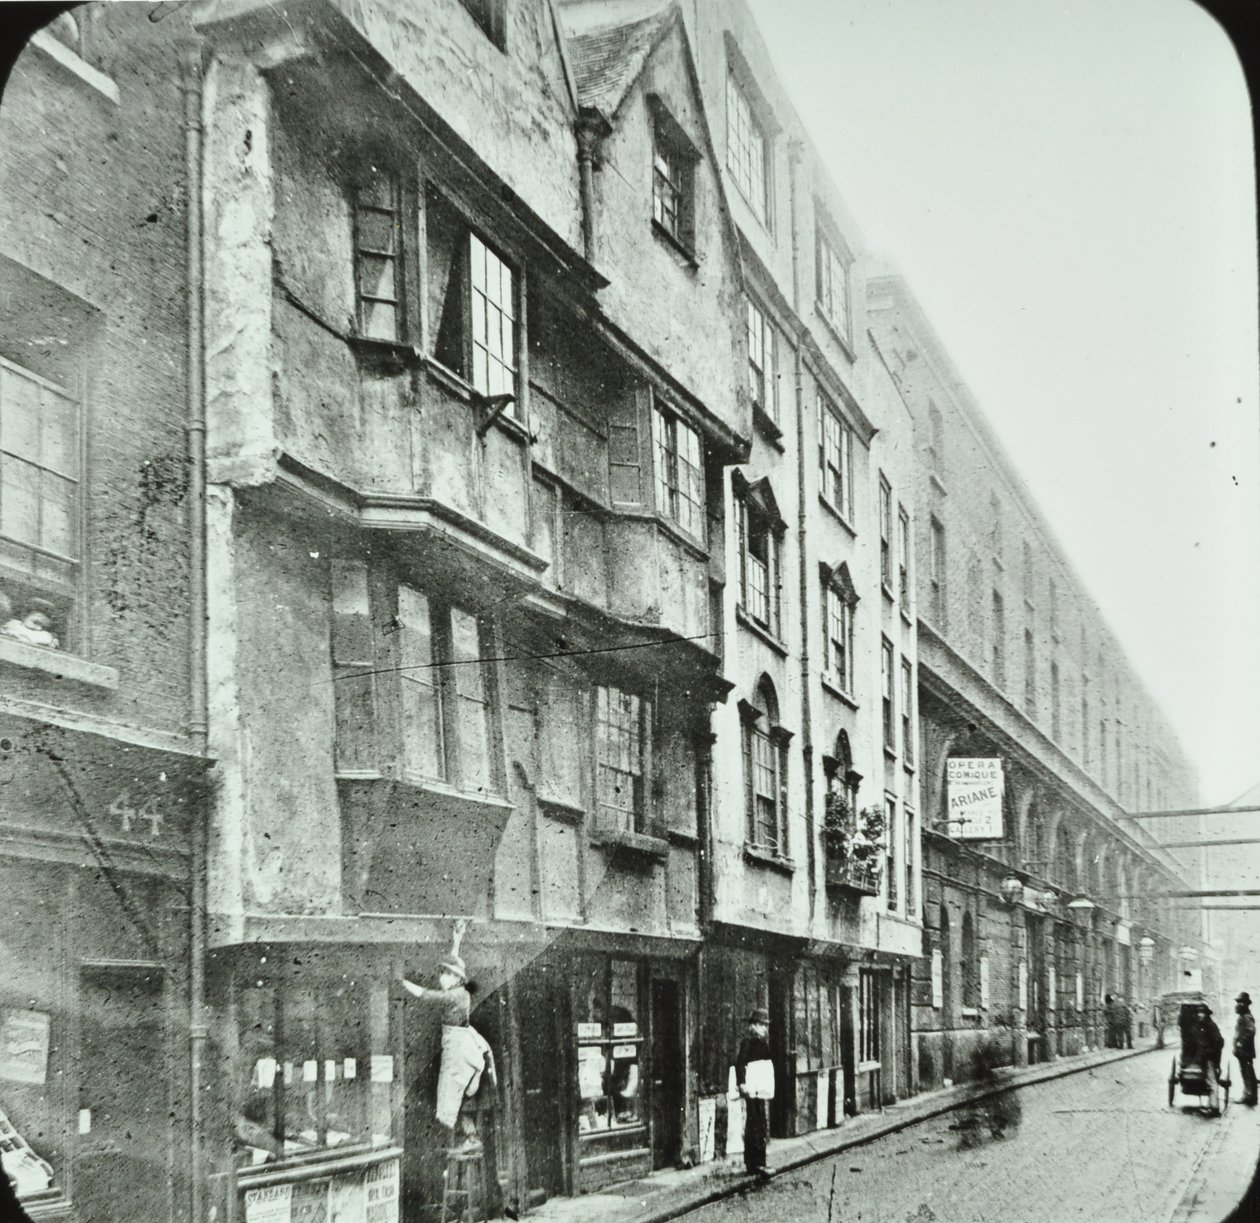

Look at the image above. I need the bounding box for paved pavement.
[503,1045,1260,1223]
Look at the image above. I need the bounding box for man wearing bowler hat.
[734,1008,775,1177]
[1234,992,1256,1106]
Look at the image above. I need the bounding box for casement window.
[1024,628,1036,717]
[651,403,704,538]
[746,296,778,421]
[652,109,696,252]
[991,590,1005,686]
[595,685,650,834]
[886,793,898,911]
[353,167,404,343]
[725,73,768,222]
[929,517,946,625]
[0,356,80,651]
[816,230,851,341]
[233,974,397,1169]
[905,807,918,917]
[821,564,857,694]
[901,658,914,765]
[818,398,853,520]
[429,191,518,407]
[878,477,892,590]
[458,0,507,48]
[881,638,895,752]
[735,473,785,637]
[742,678,790,854]
[897,504,910,605]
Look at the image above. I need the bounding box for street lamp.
[1000,876,1024,906]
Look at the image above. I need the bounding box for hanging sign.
[946,759,1005,839]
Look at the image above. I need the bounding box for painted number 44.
[109,791,164,837]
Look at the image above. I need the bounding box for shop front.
[0,719,201,1223]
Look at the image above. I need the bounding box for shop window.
[232,976,394,1168]
[858,969,882,1064]
[595,685,649,833]
[574,958,643,1137]
[429,190,518,408]
[352,166,404,343]
[734,471,785,637]
[651,103,697,254]
[821,561,857,694]
[0,356,80,652]
[741,677,790,855]
[746,296,778,422]
[818,397,853,520]
[651,402,704,539]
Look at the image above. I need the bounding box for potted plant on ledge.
[822,796,885,896]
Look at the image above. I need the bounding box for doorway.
[516,967,568,1204]
[75,964,170,1223]
[649,979,683,1169]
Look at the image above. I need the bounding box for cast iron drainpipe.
[787,139,817,922]
[181,41,209,1223]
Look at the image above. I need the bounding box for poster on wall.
[244,1183,293,1223]
[0,1009,50,1084]
[363,1159,399,1223]
[946,758,1005,839]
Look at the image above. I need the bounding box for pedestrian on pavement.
[1234,992,1257,1106]
[1103,994,1118,1048]
[1119,995,1134,1049]
[735,1007,775,1178]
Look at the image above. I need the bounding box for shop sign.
[946,758,1004,839]
[0,1009,50,1084]
[930,950,944,1009]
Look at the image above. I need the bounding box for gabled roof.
[560,1,676,120]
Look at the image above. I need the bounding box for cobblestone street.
[687,1051,1260,1223]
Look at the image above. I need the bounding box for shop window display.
[234,978,393,1167]
[575,959,643,1135]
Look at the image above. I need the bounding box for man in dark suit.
[734,1008,774,1177]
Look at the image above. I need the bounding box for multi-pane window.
[742,680,788,854]
[746,296,777,420]
[905,808,918,917]
[897,505,910,605]
[878,477,892,590]
[991,590,1005,686]
[901,659,914,765]
[929,517,946,625]
[470,232,517,401]
[816,231,850,340]
[652,116,695,250]
[737,492,781,635]
[823,583,855,693]
[353,168,403,342]
[596,686,648,833]
[886,793,898,911]
[819,400,852,519]
[1024,628,1037,718]
[726,73,767,223]
[0,357,80,647]
[881,638,895,751]
[652,404,704,538]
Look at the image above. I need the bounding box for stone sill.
[0,637,118,690]
[590,823,669,864]
[742,843,795,875]
[30,31,119,104]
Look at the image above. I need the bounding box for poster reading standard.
[946,758,1005,840]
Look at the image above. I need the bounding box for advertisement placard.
[946,758,1005,839]
[363,1158,399,1223]
[244,1183,293,1223]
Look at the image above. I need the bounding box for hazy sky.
[744,0,1259,806]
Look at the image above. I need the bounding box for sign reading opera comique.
[946,758,1005,839]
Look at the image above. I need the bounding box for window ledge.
[900,608,913,627]
[347,336,423,373]
[651,219,699,269]
[929,471,948,496]
[992,555,1005,572]
[881,582,896,603]
[883,744,897,762]
[742,843,795,875]
[735,606,788,656]
[590,823,669,863]
[538,794,585,826]
[0,637,119,690]
[752,404,784,446]
[650,512,708,561]
[30,30,119,104]
[817,494,857,538]
[814,306,856,363]
[664,827,701,849]
[423,357,477,403]
[819,675,858,710]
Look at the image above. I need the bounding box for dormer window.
[651,102,697,255]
